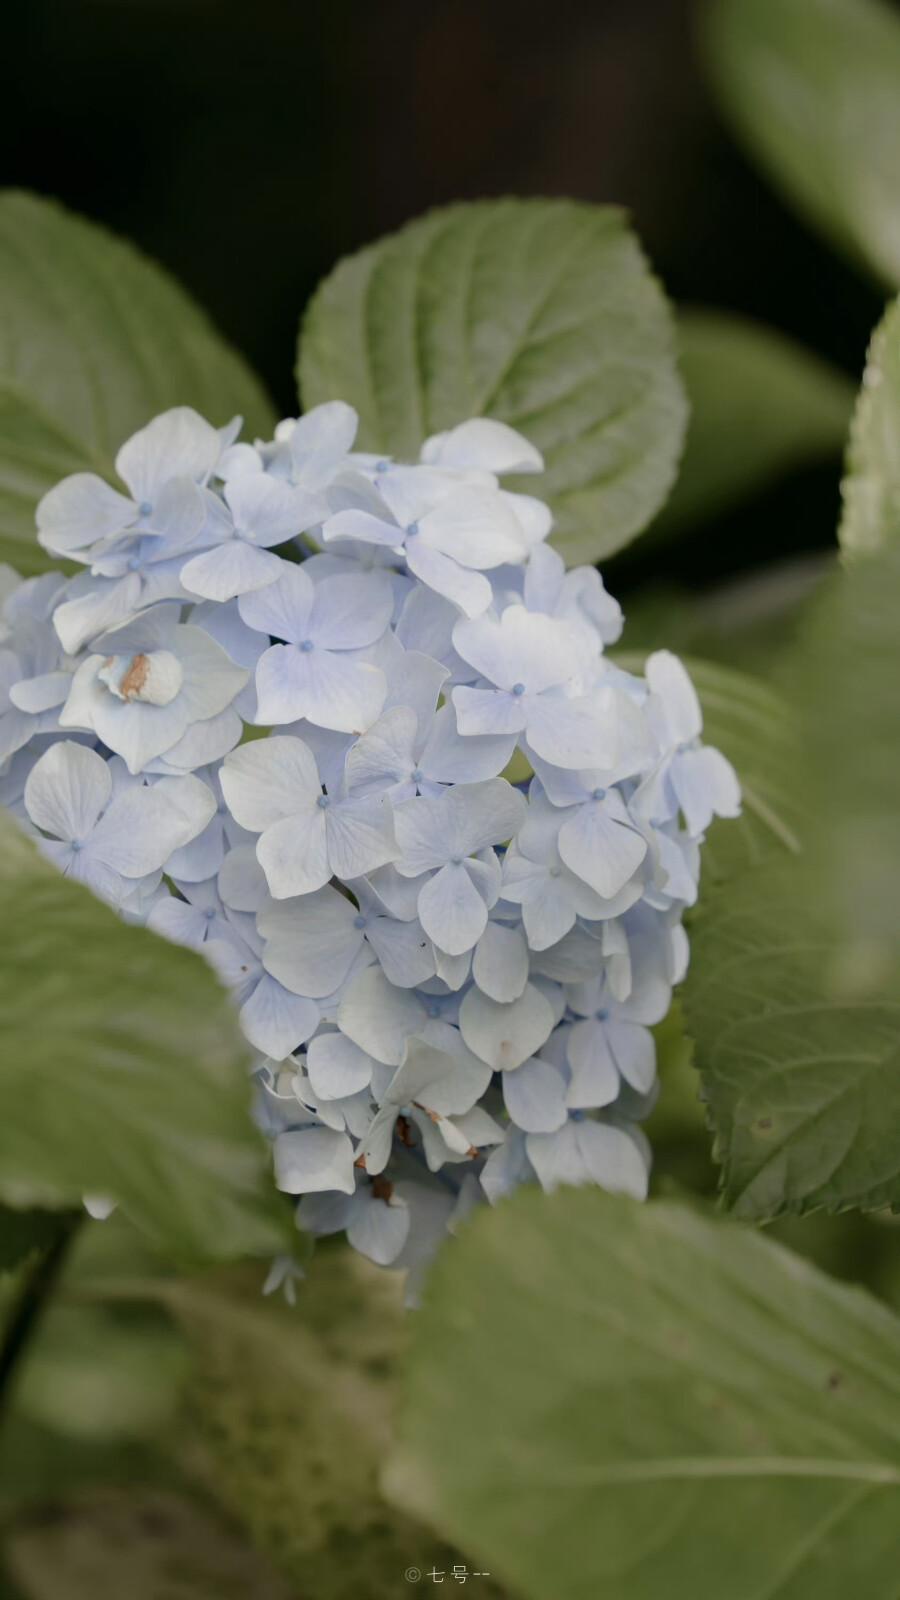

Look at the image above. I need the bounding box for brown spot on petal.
[354,1153,367,1169]
[120,652,150,700]
[395,1114,415,1147]
[466,1145,479,1158]
[371,1174,393,1203]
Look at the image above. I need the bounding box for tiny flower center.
[550,866,561,878]
[512,682,526,697]
[98,649,184,706]
[138,500,153,517]
[376,460,389,474]
[316,794,330,809]
[204,906,216,920]
[427,1004,441,1018]
[592,787,606,801]
[410,767,424,783]
[233,526,247,541]
[450,855,463,866]
[70,837,83,852]
[406,522,419,536]
[127,556,141,572]
[353,913,366,929]
[596,1006,610,1021]
[300,638,315,652]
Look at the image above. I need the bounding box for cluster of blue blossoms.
[0,402,739,1291]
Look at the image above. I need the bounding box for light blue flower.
[23,740,215,909]
[220,734,399,898]
[451,603,627,769]
[0,570,72,762]
[238,563,394,732]
[180,474,319,602]
[203,910,322,1060]
[526,1114,650,1199]
[563,960,671,1108]
[501,792,641,950]
[323,469,533,617]
[392,778,526,955]
[633,650,741,837]
[259,876,434,997]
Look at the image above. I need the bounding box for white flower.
[59,605,248,774]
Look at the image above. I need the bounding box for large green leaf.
[840,294,900,554]
[0,191,276,577]
[298,198,687,564]
[0,811,288,1264]
[655,310,854,536]
[702,0,900,287]
[387,1188,900,1600]
[683,548,900,1217]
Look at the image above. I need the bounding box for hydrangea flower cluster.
[1,401,740,1290]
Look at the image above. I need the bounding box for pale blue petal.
[259,887,364,998]
[24,740,110,841]
[273,1126,356,1195]
[472,920,528,1002]
[241,972,320,1059]
[502,1057,568,1134]
[459,982,554,1071]
[346,1187,410,1265]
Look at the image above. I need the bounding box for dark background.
[1,0,885,592]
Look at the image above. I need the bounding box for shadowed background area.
[0,0,884,593]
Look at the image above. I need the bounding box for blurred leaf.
[619,556,831,675]
[4,1488,298,1600]
[683,547,900,1217]
[0,190,276,576]
[655,310,854,535]
[786,543,900,972]
[386,1187,900,1600]
[158,1252,510,1600]
[298,198,687,564]
[0,1211,62,1277]
[0,811,289,1264]
[14,1304,187,1442]
[841,294,900,554]
[0,1414,173,1516]
[702,0,900,286]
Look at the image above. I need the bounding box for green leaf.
[702,0,900,287]
[840,294,900,554]
[0,191,276,576]
[157,1254,511,1600]
[298,198,687,564]
[0,810,288,1264]
[683,548,900,1217]
[655,310,854,536]
[386,1187,900,1600]
[5,1488,299,1600]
